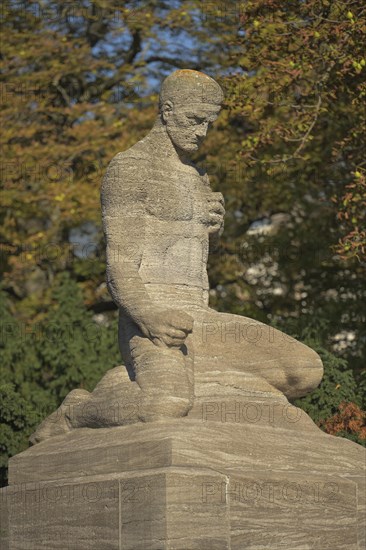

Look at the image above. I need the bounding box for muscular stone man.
[102,70,227,421]
[30,70,323,441]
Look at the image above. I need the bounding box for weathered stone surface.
[28,365,319,441]
[5,69,365,549]
[31,69,323,443]
[3,465,230,549]
[4,420,365,549]
[9,420,365,482]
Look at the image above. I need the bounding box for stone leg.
[29,389,90,445]
[30,366,145,445]
[189,308,324,399]
[119,311,194,421]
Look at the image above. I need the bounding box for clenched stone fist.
[207,192,225,235]
[140,309,194,348]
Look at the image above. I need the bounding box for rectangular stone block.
[9,421,364,485]
[8,434,173,484]
[2,468,229,550]
[5,421,365,549]
[225,470,360,550]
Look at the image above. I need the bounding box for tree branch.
[145,55,204,70]
[125,30,142,65]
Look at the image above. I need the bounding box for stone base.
[1,419,365,549]
[1,468,229,549]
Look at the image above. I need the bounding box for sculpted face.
[162,101,221,154]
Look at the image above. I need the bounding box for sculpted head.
[159,69,224,154]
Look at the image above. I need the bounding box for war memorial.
[1,70,365,549]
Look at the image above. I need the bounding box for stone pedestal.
[1,414,365,549]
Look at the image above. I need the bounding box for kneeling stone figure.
[31,70,323,443]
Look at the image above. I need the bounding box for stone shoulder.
[107,139,152,169]
[101,139,151,199]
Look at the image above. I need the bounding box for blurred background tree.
[1,0,365,483]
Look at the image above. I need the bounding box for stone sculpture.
[30,69,324,442]
[3,70,365,550]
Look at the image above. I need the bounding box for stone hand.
[140,309,194,349]
[207,192,225,234]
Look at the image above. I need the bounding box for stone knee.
[279,343,324,400]
[61,389,92,428]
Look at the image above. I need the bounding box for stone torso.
[140,161,210,297]
[103,136,213,309]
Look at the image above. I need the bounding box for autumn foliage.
[321,401,366,442]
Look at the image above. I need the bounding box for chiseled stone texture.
[4,419,365,549]
[31,70,324,443]
[2,468,229,550]
[4,69,365,550]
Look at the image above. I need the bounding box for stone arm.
[101,156,152,328]
[202,173,225,253]
[101,155,193,346]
